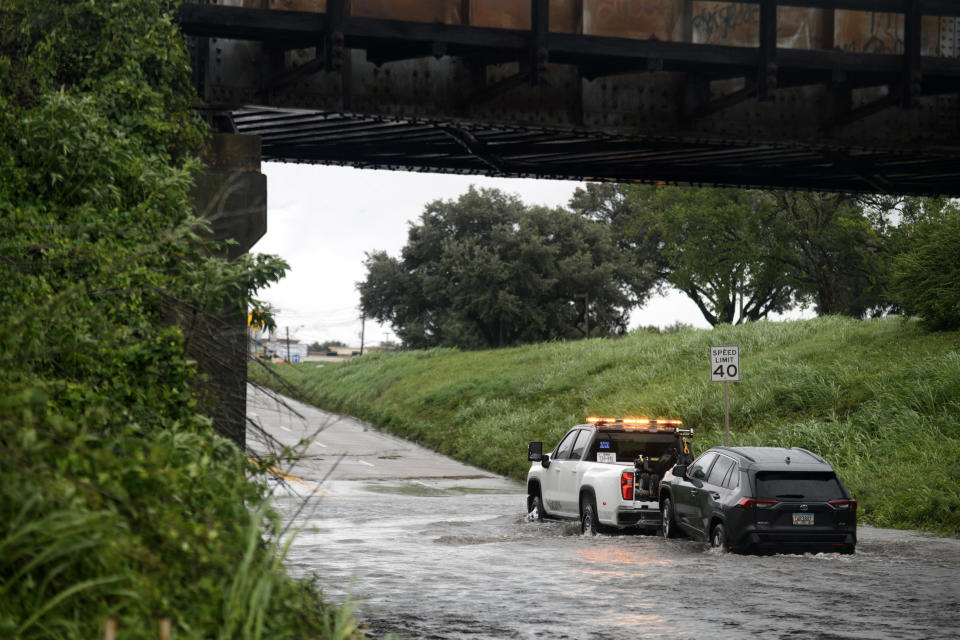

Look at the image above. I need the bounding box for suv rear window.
[755,471,844,501]
[589,432,679,463]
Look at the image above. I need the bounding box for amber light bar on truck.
[587,416,683,430]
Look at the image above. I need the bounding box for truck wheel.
[580,498,600,535]
[661,498,681,539]
[710,522,727,551]
[527,493,544,522]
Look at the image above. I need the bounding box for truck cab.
[527,417,693,534]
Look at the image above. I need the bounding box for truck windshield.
[589,432,678,463]
[755,472,844,501]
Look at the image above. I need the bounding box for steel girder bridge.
[179,1,960,195]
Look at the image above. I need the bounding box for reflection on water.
[275,479,960,640]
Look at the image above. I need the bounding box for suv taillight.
[621,471,634,500]
[737,498,778,509]
[829,500,858,510]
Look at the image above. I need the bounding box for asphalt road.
[246,384,514,486]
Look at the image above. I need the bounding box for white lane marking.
[357,460,375,467]
[313,441,328,448]
[280,426,291,432]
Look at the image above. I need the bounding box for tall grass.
[252,317,960,535]
[0,502,131,638]
[0,402,364,639]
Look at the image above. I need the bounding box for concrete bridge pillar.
[189,133,267,449]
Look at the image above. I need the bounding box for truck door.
[559,429,594,515]
[674,451,718,535]
[541,429,578,516]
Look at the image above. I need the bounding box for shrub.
[891,205,960,331]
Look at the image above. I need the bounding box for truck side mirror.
[527,441,543,462]
[541,453,551,469]
[672,464,687,478]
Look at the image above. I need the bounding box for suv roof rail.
[792,447,828,464]
[714,446,755,462]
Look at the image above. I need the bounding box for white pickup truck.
[526,417,694,534]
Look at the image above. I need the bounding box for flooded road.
[248,387,960,640]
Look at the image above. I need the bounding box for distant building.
[264,340,308,362]
[322,345,397,357]
[320,346,352,357]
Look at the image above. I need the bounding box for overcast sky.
[254,162,760,347]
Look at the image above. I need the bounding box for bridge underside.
[181,1,960,195]
[230,106,957,194]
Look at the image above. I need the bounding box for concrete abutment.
[189,133,267,449]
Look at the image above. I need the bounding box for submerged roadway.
[247,385,959,640]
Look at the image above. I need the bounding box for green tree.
[765,192,890,317]
[889,200,960,330]
[574,184,795,326]
[359,187,639,348]
[574,184,900,326]
[568,183,667,302]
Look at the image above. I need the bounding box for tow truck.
[526,417,694,534]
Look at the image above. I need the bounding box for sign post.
[710,345,740,445]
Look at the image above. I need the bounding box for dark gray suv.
[659,446,857,554]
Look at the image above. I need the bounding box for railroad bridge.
[177,0,960,446]
[180,0,960,195]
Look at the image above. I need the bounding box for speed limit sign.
[710,345,740,382]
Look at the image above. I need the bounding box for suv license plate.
[793,513,814,526]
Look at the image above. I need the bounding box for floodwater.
[250,388,960,640]
[273,478,959,640]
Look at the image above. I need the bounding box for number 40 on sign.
[710,345,740,382]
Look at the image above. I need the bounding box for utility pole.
[359,314,366,355]
[285,326,291,364]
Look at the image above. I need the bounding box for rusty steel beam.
[177,3,960,196]
[529,0,548,86]
[824,92,904,131]
[177,4,324,44]
[177,4,960,89]
[903,0,923,108]
[324,0,346,72]
[686,0,960,17]
[757,0,777,101]
[455,71,530,109]
[439,127,508,172]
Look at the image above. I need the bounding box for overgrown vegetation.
[362,185,959,348]
[252,317,960,536]
[572,186,959,327]
[889,201,960,331]
[359,186,640,348]
[1,2,357,637]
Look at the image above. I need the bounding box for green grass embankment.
[251,317,960,536]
